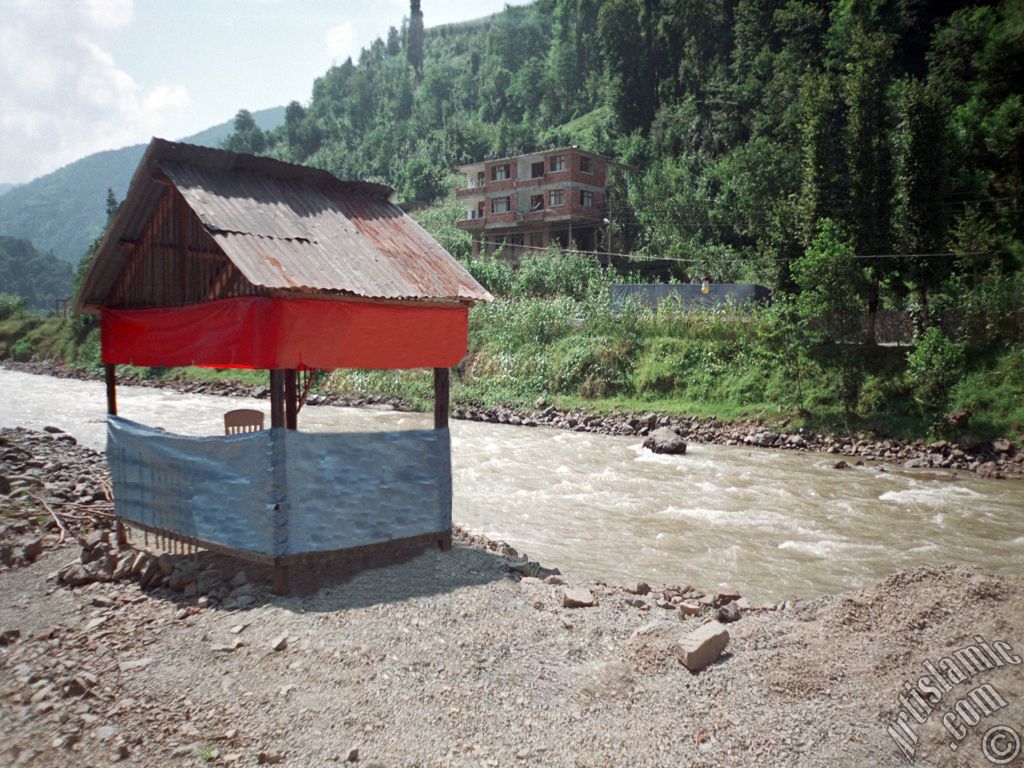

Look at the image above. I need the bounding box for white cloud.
[0,0,188,183]
[83,0,133,30]
[325,21,355,60]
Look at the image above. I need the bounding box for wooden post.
[433,368,449,429]
[269,370,285,429]
[284,370,298,430]
[104,364,118,416]
[104,363,127,546]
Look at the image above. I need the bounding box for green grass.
[3,279,1021,442]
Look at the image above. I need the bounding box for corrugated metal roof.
[75,138,492,310]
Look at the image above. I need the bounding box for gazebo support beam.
[433,368,449,429]
[433,367,452,550]
[269,370,285,429]
[105,364,117,417]
[105,363,128,547]
[284,370,298,430]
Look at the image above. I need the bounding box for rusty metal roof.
[75,138,492,310]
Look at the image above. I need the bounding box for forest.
[6,0,1022,440]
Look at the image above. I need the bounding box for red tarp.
[100,296,469,370]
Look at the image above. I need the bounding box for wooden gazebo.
[74,138,492,591]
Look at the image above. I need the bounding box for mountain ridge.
[0,106,286,264]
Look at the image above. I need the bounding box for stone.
[713,586,741,606]
[624,582,651,595]
[257,752,284,765]
[18,536,43,562]
[197,596,211,609]
[111,555,134,582]
[0,628,21,645]
[156,552,176,576]
[643,427,688,455]
[230,570,248,587]
[992,437,1013,454]
[676,621,730,672]
[977,461,1000,479]
[677,601,701,617]
[716,601,741,623]
[85,554,116,582]
[543,574,566,585]
[118,657,154,672]
[346,746,359,762]
[271,634,288,652]
[60,563,95,588]
[168,561,200,591]
[138,558,163,589]
[196,568,224,595]
[561,588,596,608]
[832,460,850,470]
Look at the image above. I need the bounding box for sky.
[0,0,531,185]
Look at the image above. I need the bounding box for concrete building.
[455,147,613,263]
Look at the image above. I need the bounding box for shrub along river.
[4,368,1021,601]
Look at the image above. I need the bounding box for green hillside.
[0,106,285,265]
[0,236,72,312]
[0,184,17,198]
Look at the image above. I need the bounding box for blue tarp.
[610,283,771,310]
[107,416,452,557]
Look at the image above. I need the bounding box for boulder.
[643,428,688,455]
[676,621,730,672]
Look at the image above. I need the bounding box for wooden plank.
[176,192,189,306]
[433,367,449,429]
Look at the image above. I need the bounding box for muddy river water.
[4,369,1021,601]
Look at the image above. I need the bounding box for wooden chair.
[224,409,265,435]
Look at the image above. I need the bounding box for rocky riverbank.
[1,426,1022,767]
[3,360,1021,478]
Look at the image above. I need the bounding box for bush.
[0,292,26,321]
[548,335,634,397]
[906,326,965,414]
[10,337,32,362]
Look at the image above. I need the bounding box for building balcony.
[455,185,486,198]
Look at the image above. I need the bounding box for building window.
[580,156,592,173]
[549,189,565,206]
[531,161,544,179]
[476,171,485,187]
[529,194,544,211]
[529,231,544,248]
[491,164,510,181]
[492,196,510,213]
[549,154,565,172]
[580,190,593,208]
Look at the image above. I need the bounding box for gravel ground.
[1,426,1022,767]
[2,542,1022,767]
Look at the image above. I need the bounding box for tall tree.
[891,77,949,325]
[406,0,425,79]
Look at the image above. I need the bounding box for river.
[4,368,1022,601]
